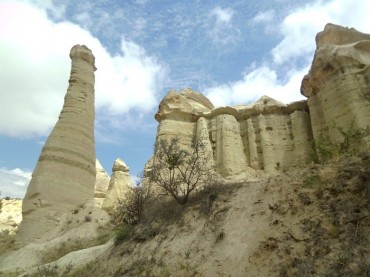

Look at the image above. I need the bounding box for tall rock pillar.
[17,45,97,245]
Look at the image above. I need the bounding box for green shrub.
[114,224,134,245]
[312,122,370,163]
[302,174,322,188]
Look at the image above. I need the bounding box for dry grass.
[254,151,370,276]
[0,231,15,256]
[41,226,113,264]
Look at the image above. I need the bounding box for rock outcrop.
[154,89,313,177]
[301,23,370,143]
[0,199,22,235]
[94,159,110,208]
[102,158,132,210]
[16,45,97,245]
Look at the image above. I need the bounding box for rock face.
[94,159,110,208]
[301,23,370,143]
[102,158,132,210]
[154,89,313,177]
[17,45,97,245]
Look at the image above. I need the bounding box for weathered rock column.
[212,114,247,176]
[102,158,132,211]
[196,117,215,169]
[94,159,110,208]
[17,45,97,245]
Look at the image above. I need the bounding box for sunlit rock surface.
[17,45,97,245]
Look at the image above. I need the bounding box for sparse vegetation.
[0,230,15,256]
[41,226,113,264]
[312,122,370,163]
[149,137,211,205]
[3,125,368,276]
[113,174,151,226]
[302,174,322,188]
[258,151,370,276]
[28,262,74,277]
[114,223,134,245]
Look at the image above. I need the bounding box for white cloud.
[208,6,240,46]
[205,0,370,107]
[23,0,66,20]
[205,65,308,107]
[74,12,92,29]
[251,10,275,24]
[272,0,370,64]
[211,6,234,24]
[250,10,276,34]
[0,1,167,138]
[95,38,167,115]
[0,167,32,198]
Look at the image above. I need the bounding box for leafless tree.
[113,174,151,225]
[149,137,211,205]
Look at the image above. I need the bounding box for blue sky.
[0,0,369,198]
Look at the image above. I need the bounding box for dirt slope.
[78,152,369,277]
[1,152,369,277]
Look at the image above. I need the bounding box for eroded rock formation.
[154,89,313,177]
[102,158,132,210]
[16,45,97,245]
[94,159,110,208]
[153,24,370,177]
[301,23,370,143]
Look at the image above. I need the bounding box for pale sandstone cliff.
[102,158,132,210]
[154,89,313,177]
[16,45,97,245]
[154,24,370,176]
[301,23,370,143]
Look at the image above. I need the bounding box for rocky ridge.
[155,90,312,177]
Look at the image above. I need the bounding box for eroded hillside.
[21,150,368,277]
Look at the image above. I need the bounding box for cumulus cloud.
[205,65,308,107]
[0,1,166,138]
[0,168,32,198]
[205,0,370,107]
[272,0,370,64]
